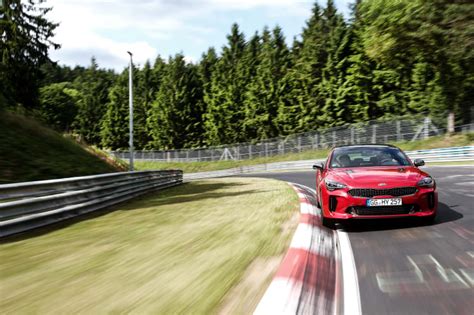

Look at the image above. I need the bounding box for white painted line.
[337,230,362,315]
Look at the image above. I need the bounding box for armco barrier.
[184,146,473,180]
[0,170,183,237]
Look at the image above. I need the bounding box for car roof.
[334,144,398,149]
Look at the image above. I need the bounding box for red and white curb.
[254,183,342,315]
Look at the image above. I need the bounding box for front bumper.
[321,187,437,220]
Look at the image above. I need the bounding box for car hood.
[329,166,426,187]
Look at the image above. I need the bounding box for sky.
[46,0,354,71]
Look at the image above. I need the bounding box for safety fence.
[0,170,183,237]
[111,117,473,163]
[184,146,474,180]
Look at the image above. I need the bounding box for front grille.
[348,187,417,198]
[348,205,418,216]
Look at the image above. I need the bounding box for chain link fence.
[111,116,474,163]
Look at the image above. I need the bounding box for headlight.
[325,179,347,191]
[417,176,434,187]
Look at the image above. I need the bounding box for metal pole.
[127,51,134,171]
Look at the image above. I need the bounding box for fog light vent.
[329,196,337,212]
[427,192,435,209]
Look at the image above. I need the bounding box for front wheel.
[421,213,436,225]
[322,215,335,229]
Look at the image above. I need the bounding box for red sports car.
[313,144,437,228]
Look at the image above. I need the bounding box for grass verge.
[424,161,474,166]
[0,111,124,183]
[0,177,299,314]
[135,133,473,173]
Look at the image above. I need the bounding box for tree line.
[2,0,473,150]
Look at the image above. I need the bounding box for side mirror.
[313,162,323,171]
[414,159,425,167]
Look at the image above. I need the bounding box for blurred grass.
[0,111,125,183]
[425,161,474,166]
[135,149,330,173]
[0,177,299,314]
[135,132,474,173]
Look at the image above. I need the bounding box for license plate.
[366,198,402,207]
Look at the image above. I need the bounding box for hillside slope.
[0,111,124,184]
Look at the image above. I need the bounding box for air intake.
[349,187,417,198]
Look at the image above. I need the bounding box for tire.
[421,213,436,225]
[322,216,335,229]
[316,189,322,209]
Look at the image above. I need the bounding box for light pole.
[127,51,134,171]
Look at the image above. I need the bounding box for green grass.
[135,132,474,173]
[0,111,125,183]
[0,177,299,314]
[425,160,474,166]
[136,149,330,174]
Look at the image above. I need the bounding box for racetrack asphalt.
[242,166,474,315]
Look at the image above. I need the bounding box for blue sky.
[47,0,353,71]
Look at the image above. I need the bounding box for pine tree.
[318,0,352,126]
[204,23,248,145]
[244,26,290,140]
[279,3,328,133]
[100,70,129,150]
[1,0,60,108]
[134,60,154,149]
[38,82,80,132]
[199,48,218,99]
[148,54,205,149]
[73,57,115,145]
[339,0,374,122]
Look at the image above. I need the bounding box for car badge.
[378,183,387,186]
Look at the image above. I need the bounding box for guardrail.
[184,146,473,180]
[406,146,474,162]
[0,170,183,238]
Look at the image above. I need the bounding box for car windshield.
[330,146,411,168]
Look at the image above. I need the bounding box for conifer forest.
[1,0,473,150]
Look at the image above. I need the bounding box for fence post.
[423,117,430,139]
[198,150,201,162]
[167,151,171,162]
[396,121,401,141]
[332,131,336,146]
[298,136,302,153]
[350,128,354,144]
[248,144,252,160]
[265,142,268,158]
[447,112,455,133]
[314,134,319,149]
[372,125,377,143]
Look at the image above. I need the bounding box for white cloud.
[44,0,351,70]
[207,0,310,10]
[183,55,196,64]
[47,0,204,70]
